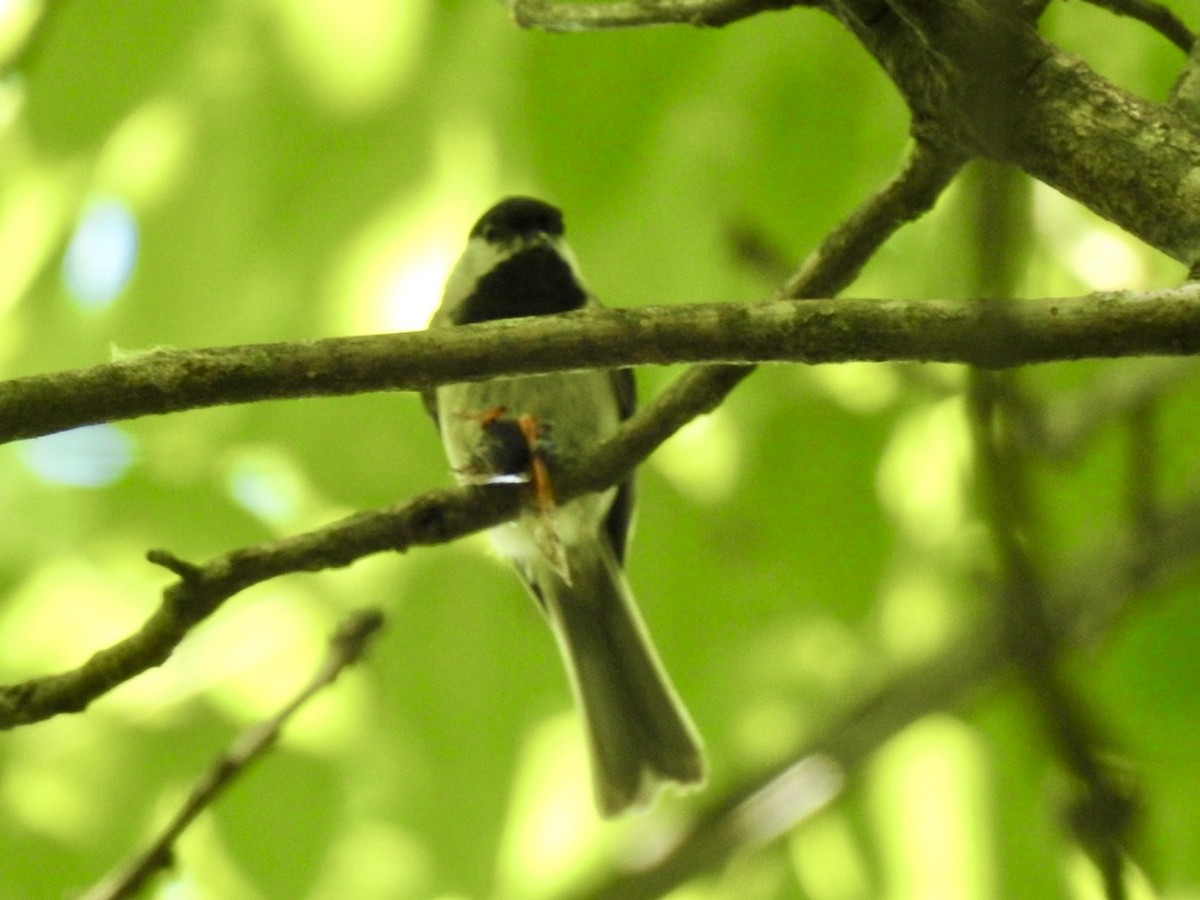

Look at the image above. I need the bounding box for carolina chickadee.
[425,196,705,816]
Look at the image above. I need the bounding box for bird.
[423,196,706,816]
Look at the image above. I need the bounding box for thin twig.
[1083,0,1194,53]
[0,488,502,729]
[0,363,731,729]
[510,0,811,32]
[80,607,385,900]
[0,151,956,452]
[781,142,965,299]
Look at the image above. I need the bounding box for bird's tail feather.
[540,542,705,817]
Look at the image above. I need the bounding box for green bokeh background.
[1,1,1198,898]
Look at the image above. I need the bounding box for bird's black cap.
[470,196,564,243]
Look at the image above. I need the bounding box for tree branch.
[1170,29,1200,122]
[0,491,490,728]
[511,2,1200,288]
[4,287,1200,445]
[780,141,964,298]
[80,607,385,900]
[0,347,735,728]
[509,0,813,31]
[826,0,1200,264]
[1084,0,1194,52]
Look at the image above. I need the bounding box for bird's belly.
[436,371,622,568]
[436,371,621,474]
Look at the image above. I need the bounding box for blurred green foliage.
[0,1,1198,898]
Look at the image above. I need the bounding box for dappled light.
[652,405,742,505]
[18,423,135,487]
[496,715,605,898]
[876,397,974,553]
[223,444,311,527]
[62,196,139,309]
[1033,183,1154,293]
[869,717,994,900]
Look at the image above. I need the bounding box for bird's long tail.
[539,541,706,817]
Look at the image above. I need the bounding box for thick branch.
[830,0,1200,264]
[1016,46,1200,265]
[4,288,1200,444]
[512,2,1200,265]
